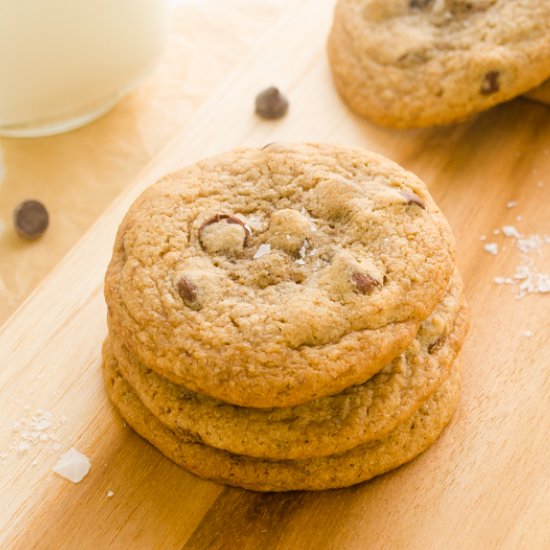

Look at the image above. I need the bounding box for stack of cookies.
[102,143,469,491]
[327,0,550,127]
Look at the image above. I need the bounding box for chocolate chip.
[409,0,433,8]
[480,71,500,95]
[255,87,289,120]
[428,336,445,354]
[400,190,426,209]
[13,200,49,240]
[352,272,380,295]
[177,277,199,308]
[199,213,251,248]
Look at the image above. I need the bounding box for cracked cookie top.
[105,143,455,407]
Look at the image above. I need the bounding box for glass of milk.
[0,0,170,137]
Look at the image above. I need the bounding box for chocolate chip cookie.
[103,347,461,492]
[327,0,550,127]
[105,143,455,408]
[109,271,468,459]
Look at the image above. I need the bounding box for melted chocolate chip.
[255,87,289,120]
[13,200,49,240]
[352,272,380,295]
[428,336,445,354]
[177,277,199,307]
[480,71,500,95]
[199,213,251,248]
[400,190,426,209]
[409,0,433,8]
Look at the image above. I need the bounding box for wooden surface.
[1,0,549,548]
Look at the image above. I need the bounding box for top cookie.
[105,143,455,407]
[327,0,550,127]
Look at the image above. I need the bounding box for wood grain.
[1,0,549,548]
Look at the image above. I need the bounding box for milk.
[0,0,169,136]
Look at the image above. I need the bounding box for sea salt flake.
[506,201,518,208]
[52,448,91,483]
[494,277,514,285]
[483,243,498,255]
[107,490,114,498]
[514,265,530,280]
[535,274,550,293]
[17,442,31,453]
[517,235,542,254]
[299,240,308,258]
[295,258,305,265]
[253,243,271,259]
[502,225,521,239]
[523,330,533,338]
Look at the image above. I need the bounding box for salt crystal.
[107,490,114,498]
[517,235,542,254]
[35,419,52,431]
[299,240,308,258]
[514,265,530,280]
[253,243,271,259]
[535,274,550,293]
[502,225,521,239]
[17,442,31,453]
[494,277,514,285]
[493,229,500,235]
[52,448,91,483]
[483,243,498,255]
[523,330,533,338]
[506,201,518,208]
[295,259,305,265]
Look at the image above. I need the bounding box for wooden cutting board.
[1,1,549,548]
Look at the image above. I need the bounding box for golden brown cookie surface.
[105,143,455,407]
